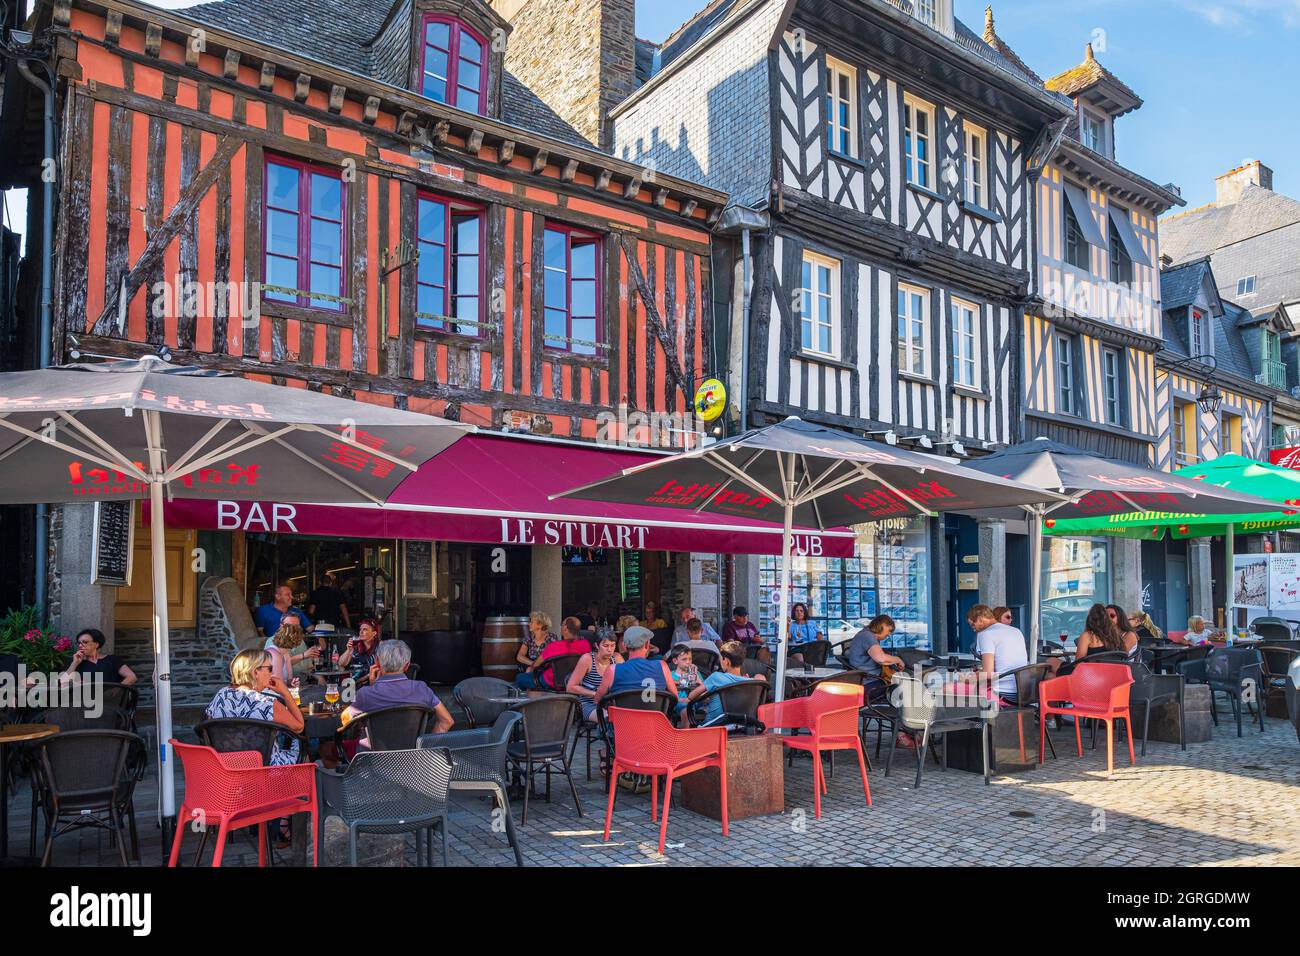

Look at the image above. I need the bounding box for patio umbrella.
[552,416,1069,699]
[964,439,1282,652]
[0,357,471,822]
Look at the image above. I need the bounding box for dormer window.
[1080,107,1108,156]
[908,0,953,34]
[420,15,487,114]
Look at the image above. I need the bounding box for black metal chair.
[1179,647,1265,737]
[1120,661,1186,756]
[506,695,583,824]
[419,711,524,866]
[741,658,774,679]
[315,747,454,866]
[533,653,586,694]
[404,661,423,684]
[689,648,721,675]
[341,705,435,752]
[1250,618,1296,642]
[31,729,142,866]
[885,675,990,787]
[1259,645,1300,718]
[194,718,289,766]
[789,640,831,666]
[453,676,523,729]
[687,678,770,730]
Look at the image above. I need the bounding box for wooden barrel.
[482,616,527,682]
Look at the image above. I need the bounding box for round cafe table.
[301,710,343,740]
[1,724,59,861]
[309,669,350,685]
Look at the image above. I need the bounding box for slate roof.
[1161,260,1267,386]
[953,16,1038,86]
[1160,258,1211,312]
[177,0,587,145]
[1045,43,1142,114]
[1161,184,1300,319]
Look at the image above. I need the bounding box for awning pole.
[1029,505,1044,658]
[773,455,795,705]
[145,410,176,829]
[1225,524,1235,635]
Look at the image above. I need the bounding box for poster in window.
[1231,554,1268,608]
[1269,554,1300,609]
[846,603,861,619]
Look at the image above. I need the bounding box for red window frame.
[262,155,347,312]
[542,224,603,356]
[418,14,488,116]
[415,191,485,336]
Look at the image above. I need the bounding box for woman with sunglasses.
[204,648,305,765]
[63,628,138,685]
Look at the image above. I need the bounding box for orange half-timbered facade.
[35,0,726,443]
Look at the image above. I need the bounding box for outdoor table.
[0,723,58,861]
[786,666,845,681]
[1146,645,1192,674]
[946,707,1038,775]
[302,710,343,740]
[680,732,784,821]
[309,669,351,685]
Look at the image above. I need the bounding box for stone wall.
[498,0,635,147]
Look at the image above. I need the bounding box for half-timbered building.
[1,0,836,699]
[601,0,1069,650]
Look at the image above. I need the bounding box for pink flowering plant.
[0,605,72,671]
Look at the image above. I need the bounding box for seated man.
[343,639,454,749]
[672,606,721,645]
[966,604,1027,702]
[594,627,678,706]
[535,616,592,689]
[686,641,764,725]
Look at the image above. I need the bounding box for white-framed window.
[824,56,857,159]
[903,95,934,190]
[1174,399,1194,466]
[1057,333,1076,414]
[897,283,929,376]
[1189,308,1210,357]
[800,251,840,358]
[950,298,978,388]
[1080,107,1108,156]
[1237,275,1256,296]
[963,123,986,208]
[914,0,938,25]
[1102,347,1124,426]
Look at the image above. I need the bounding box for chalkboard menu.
[405,540,434,595]
[91,500,135,587]
[621,549,641,601]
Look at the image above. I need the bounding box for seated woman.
[787,603,823,665]
[513,611,556,691]
[205,648,305,765]
[566,632,624,723]
[1129,610,1164,644]
[338,618,381,683]
[266,618,320,683]
[1051,603,1127,676]
[993,606,1014,627]
[1107,604,1141,661]
[62,628,138,685]
[640,601,667,630]
[848,615,906,693]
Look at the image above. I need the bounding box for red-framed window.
[420,14,487,115]
[263,156,346,311]
[416,192,484,335]
[542,225,601,356]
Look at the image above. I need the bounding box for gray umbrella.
[963,437,1282,650]
[0,357,470,821]
[554,416,1068,698]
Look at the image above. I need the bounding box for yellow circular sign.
[694,378,727,422]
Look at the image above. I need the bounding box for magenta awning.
[158,434,857,557]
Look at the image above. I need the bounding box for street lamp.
[1165,353,1222,415]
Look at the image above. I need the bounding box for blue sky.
[637,0,1298,212]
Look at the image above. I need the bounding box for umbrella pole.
[774,496,794,704]
[1028,505,1043,658]
[146,425,176,832]
[1225,525,1235,636]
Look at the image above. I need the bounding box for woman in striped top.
[566,632,623,722]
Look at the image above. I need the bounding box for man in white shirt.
[966,604,1028,700]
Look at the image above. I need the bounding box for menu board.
[91,500,134,587]
[620,550,641,600]
[404,540,434,595]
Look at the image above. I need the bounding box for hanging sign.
[91,500,135,587]
[693,378,727,422]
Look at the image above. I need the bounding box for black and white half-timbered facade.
[611,0,1069,650]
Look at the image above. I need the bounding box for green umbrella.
[1045,454,1300,540]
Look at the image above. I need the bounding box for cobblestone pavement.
[8,715,1299,867]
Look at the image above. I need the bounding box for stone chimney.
[493,0,636,149]
[1215,160,1274,205]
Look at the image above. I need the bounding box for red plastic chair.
[758,683,870,818]
[167,740,319,867]
[601,708,728,855]
[1038,663,1135,778]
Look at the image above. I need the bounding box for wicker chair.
[1259,645,1300,719]
[789,640,831,666]
[315,747,454,866]
[340,705,434,752]
[1179,647,1265,737]
[533,653,586,694]
[419,711,523,866]
[507,695,584,824]
[453,677,523,729]
[31,730,142,866]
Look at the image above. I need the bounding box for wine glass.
[325,682,340,712]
